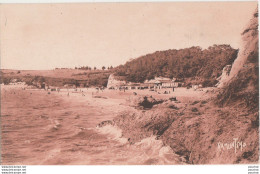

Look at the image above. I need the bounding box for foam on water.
[96,125,128,144]
[96,126,186,164]
[132,136,186,164]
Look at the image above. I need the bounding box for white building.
[145,77,180,88]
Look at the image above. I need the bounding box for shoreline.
[1,85,258,164]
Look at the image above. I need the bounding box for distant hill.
[1,69,111,87]
[114,45,238,87]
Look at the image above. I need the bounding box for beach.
[1,82,258,165]
[1,85,206,165]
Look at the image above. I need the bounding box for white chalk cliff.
[219,8,258,88]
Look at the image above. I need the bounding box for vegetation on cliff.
[114,45,238,86]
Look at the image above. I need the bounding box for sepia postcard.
[0,1,259,167]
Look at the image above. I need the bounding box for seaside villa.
[107,74,181,90]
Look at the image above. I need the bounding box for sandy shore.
[0,85,223,165]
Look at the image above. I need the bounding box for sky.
[0,2,258,70]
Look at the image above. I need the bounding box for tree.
[102,66,106,70]
[113,44,238,86]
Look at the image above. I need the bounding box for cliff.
[217,8,259,111]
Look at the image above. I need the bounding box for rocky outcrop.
[228,8,258,81]
[105,96,259,164]
[107,74,126,89]
[217,8,259,111]
[216,65,232,87]
[217,8,258,89]
[128,95,165,109]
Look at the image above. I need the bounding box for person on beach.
[81,90,84,96]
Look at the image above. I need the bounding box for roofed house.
[144,79,161,88]
[145,77,181,88]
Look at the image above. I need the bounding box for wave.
[96,125,128,144]
[96,124,186,164]
[134,136,186,164]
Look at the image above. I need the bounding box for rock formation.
[106,74,126,89]
[216,65,232,87]
[228,8,258,81]
[217,7,259,110]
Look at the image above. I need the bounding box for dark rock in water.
[97,120,114,127]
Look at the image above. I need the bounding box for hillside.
[1,69,111,87]
[114,45,238,86]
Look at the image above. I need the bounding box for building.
[107,75,181,90]
[122,82,141,90]
[145,77,181,88]
[144,79,161,88]
[9,81,26,86]
[192,84,203,90]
